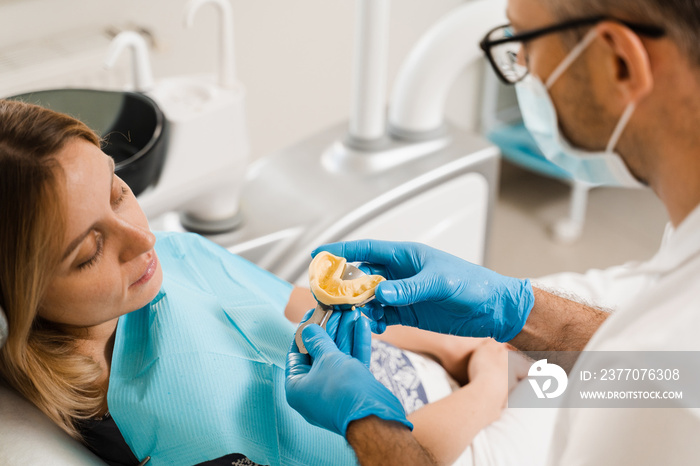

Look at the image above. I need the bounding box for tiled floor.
[486,161,670,279]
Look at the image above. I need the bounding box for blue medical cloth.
[107,232,357,466]
[487,122,574,180]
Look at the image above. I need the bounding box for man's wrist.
[509,287,608,369]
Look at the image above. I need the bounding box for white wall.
[0,0,481,159]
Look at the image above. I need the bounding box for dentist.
[286,0,700,464]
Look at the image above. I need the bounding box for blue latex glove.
[286,309,412,437]
[313,240,534,343]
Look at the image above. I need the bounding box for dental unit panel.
[341,172,489,267]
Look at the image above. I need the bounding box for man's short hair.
[544,0,700,65]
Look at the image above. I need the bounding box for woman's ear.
[595,22,654,104]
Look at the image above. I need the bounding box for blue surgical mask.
[515,29,642,188]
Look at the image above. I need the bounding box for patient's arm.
[408,339,508,465]
[284,287,318,322]
[373,326,482,386]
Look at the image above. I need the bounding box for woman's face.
[40,138,163,330]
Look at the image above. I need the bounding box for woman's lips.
[131,254,158,288]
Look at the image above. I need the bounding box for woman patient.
[0,99,513,466]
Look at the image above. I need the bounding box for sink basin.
[8,89,168,196]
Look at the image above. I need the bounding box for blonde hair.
[0,99,105,440]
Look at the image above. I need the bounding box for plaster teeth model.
[309,251,385,306]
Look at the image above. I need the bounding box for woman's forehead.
[55,139,110,184]
[54,140,113,235]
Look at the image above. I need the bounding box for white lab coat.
[540,204,700,465]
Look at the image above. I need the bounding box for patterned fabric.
[369,340,429,414]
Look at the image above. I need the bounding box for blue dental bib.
[107,232,356,466]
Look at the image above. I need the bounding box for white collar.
[639,203,700,276]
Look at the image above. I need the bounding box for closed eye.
[112,185,128,209]
[77,232,104,270]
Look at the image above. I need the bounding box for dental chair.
[0,307,101,464]
[0,387,105,465]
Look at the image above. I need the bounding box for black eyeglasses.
[480,16,666,85]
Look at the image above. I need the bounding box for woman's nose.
[118,220,156,263]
